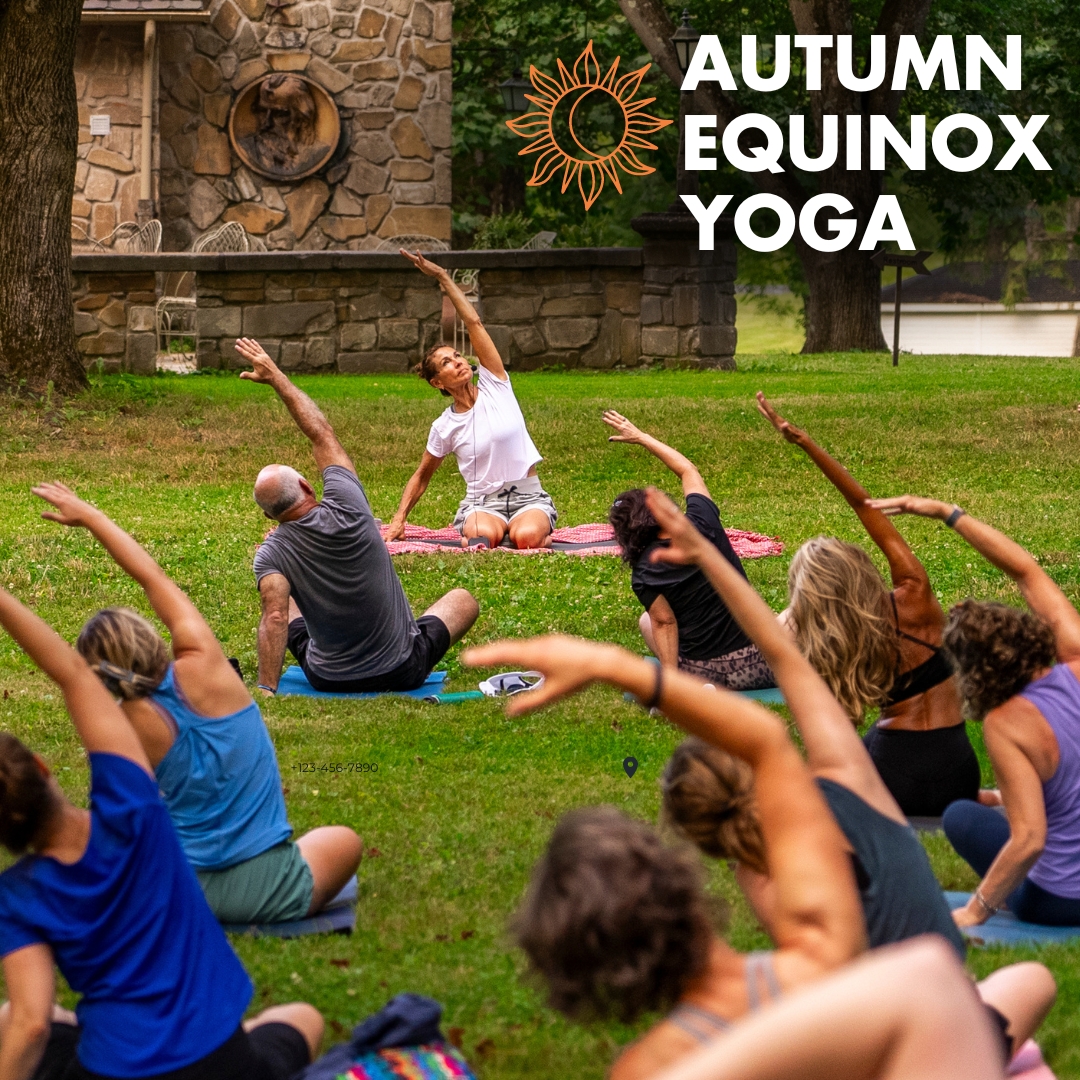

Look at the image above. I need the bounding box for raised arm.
[385,451,445,542]
[235,338,356,474]
[756,393,926,590]
[868,496,1080,663]
[33,484,221,665]
[0,588,150,771]
[463,636,864,977]
[399,249,506,379]
[645,487,902,822]
[603,411,709,500]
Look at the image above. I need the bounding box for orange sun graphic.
[506,41,673,211]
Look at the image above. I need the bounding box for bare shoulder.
[609,1022,696,1080]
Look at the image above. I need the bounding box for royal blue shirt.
[0,753,252,1077]
[152,665,292,870]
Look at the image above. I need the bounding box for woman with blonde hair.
[758,394,987,817]
[32,482,362,926]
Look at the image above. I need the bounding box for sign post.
[871,249,932,366]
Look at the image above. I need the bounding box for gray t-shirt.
[253,466,418,681]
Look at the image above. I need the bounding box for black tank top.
[816,778,966,957]
[881,594,954,708]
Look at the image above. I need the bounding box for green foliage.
[451,0,678,247]
[470,210,536,250]
[4,360,1080,1075]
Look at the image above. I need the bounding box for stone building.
[74,0,451,251]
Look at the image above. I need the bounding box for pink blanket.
[378,522,783,559]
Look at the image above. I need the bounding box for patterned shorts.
[678,643,776,691]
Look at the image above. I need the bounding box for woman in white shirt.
[386,249,556,550]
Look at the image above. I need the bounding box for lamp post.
[669,9,701,203]
[499,68,532,114]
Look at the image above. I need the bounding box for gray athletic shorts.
[452,475,558,532]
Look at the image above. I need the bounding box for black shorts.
[288,614,451,693]
[34,1022,309,1080]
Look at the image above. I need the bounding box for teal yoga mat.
[945,891,1080,946]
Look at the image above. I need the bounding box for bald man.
[237,338,479,695]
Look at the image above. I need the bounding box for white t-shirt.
[426,365,542,498]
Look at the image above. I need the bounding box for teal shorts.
[197,841,314,924]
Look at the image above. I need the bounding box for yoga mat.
[276,667,447,700]
[945,892,1080,946]
[378,523,783,560]
[1009,1040,1057,1079]
[909,816,944,832]
[224,877,358,939]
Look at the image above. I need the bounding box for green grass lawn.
[2,353,1080,1076]
[735,292,805,354]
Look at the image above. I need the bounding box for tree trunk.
[801,245,889,351]
[0,0,86,394]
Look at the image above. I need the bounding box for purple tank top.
[1020,664,1080,898]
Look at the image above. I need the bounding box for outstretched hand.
[33,482,98,528]
[755,392,806,444]
[645,487,714,567]
[462,635,617,716]
[865,495,955,520]
[235,338,281,383]
[399,248,448,282]
[603,410,646,444]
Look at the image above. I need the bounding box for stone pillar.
[631,209,737,370]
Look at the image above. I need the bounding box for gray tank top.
[667,952,780,1042]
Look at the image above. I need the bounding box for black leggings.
[33,1023,309,1080]
[863,721,981,817]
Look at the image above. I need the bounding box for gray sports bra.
[668,952,781,1042]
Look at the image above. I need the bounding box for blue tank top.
[1019,663,1080,898]
[152,665,292,870]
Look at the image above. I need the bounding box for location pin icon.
[622,756,639,778]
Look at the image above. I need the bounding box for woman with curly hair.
[604,411,775,691]
[461,554,864,1078]
[649,490,1054,1061]
[757,393,986,818]
[385,249,555,550]
[869,493,1080,929]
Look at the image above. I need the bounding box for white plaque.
[89,115,111,136]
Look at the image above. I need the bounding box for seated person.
[869,493,1080,929]
[463,630,863,1079]
[385,249,556,551]
[604,411,774,690]
[233,337,479,694]
[631,938,1013,1080]
[757,393,985,816]
[0,583,322,1080]
[32,481,361,925]
[646,487,1053,1053]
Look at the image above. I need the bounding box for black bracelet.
[644,664,663,711]
[257,684,277,695]
[945,506,966,529]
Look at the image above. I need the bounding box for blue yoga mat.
[945,891,1080,946]
[276,666,447,700]
[224,877,358,939]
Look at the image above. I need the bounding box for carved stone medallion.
[228,73,342,182]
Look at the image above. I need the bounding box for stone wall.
[74,25,149,246]
[74,0,451,251]
[195,264,443,370]
[71,233,739,372]
[477,267,643,370]
[73,270,159,373]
